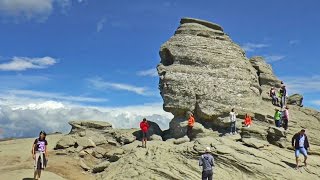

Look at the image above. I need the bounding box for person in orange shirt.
[244,113,252,128]
[187,113,195,138]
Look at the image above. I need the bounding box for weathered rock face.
[249,56,282,101]
[158,17,261,122]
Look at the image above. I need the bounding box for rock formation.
[158,17,261,130]
[52,17,320,180]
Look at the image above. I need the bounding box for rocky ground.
[1,17,320,180]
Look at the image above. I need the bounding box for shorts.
[142,131,148,139]
[295,147,307,157]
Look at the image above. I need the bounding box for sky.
[0,0,319,138]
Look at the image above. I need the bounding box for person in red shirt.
[140,118,150,148]
[187,113,195,139]
[244,113,252,127]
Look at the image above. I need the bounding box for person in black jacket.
[291,129,310,168]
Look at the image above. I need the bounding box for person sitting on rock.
[140,118,150,148]
[292,129,310,169]
[282,106,290,130]
[229,108,238,134]
[269,87,279,106]
[32,131,48,180]
[187,113,195,139]
[199,147,214,180]
[243,113,252,128]
[274,109,281,127]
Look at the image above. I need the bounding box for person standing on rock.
[229,108,238,134]
[292,129,310,169]
[32,131,48,180]
[199,147,214,180]
[282,106,290,130]
[187,113,195,139]
[274,109,281,127]
[279,85,287,108]
[140,118,150,148]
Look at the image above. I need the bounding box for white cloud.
[0,0,84,22]
[0,99,173,138]
[0,74,50,88]
[289,40,300,46]
[0,56,57,71]
[3,89,108,104]
[280,75,320,94]
[137,68,158,77]
[96,17,106,32]
[241,43,269,52]
[264,55,286,63]
[0,0,53,22]
[87,77,154,96]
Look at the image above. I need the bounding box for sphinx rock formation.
[158,17,262,138]
[52,18,320,180]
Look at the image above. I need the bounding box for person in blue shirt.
[199,147,214,180]
[291,129,310,169]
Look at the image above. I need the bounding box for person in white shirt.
[229,108,238,135]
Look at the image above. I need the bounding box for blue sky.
[0,0,319,138]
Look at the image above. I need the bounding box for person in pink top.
[282,106,290,130]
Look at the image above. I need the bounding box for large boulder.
[75,137,96,148]
[287,94,303,106]
[240,126,268,141]
[158,17,261,124]
[113,129,137,145]
[92,161,110,173]
[55,135,76,149]
[132,121,163,140]
[69,120,113,134]
[168,117,210,139]
[267,127,287,148]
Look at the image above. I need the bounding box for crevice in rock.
[160,48,174,66]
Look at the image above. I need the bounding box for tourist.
[140,118,150,148]
[274,109,281,127]
[229,108,238,134]
[269,87,279,106]
[187,113,195,139]
[279,85,287,108]
[32,131,48,180]
[199,147,214,180]
[244,113,252,128]
[292,129,310,169]
[282,106,290,130]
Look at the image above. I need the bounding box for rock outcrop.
[52,17,320,180]
[288,94,303,106]
[249,56,282,101]
[158,17,261,133]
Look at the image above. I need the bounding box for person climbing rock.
[140,118,150,148]
[282,106,290,130]
[199,147,214,180]
[279,85,287,108]
[269,87,279,106]
[32,131,48,180]
[229,108,238,134]
[274,109,281,127]
[187,113,195,139]
[292,129,310,169]
[244,113,252,128]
